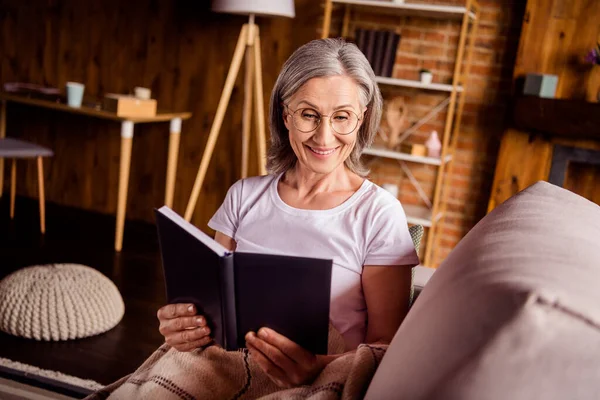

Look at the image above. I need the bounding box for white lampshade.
[211,0,295,18]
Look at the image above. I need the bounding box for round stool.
[0,264,125,341]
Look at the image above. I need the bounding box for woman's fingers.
[166,326,211,347]
[173,335,213,352]
[246,332,298,378]
[157,303,196,321]
[159,315,206,335]
[257,328,314,365]
[247,343,292,388]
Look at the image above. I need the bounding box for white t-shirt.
[208,173,419,350]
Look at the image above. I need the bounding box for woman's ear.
[357,107,368,129]
[282,107,291,131]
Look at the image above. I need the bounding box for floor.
[0,195,166,388]
[0,376,77,400]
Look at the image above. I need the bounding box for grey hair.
[267,38,383,177]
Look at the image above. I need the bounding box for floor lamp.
[184,0,295,222]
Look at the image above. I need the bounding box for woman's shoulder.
[228,174,279,194]
[359,180,404,208]
[223,174,279,209]
[355,180,409,220]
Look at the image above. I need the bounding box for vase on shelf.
[425,130,441,158]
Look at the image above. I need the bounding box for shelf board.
[403,204,443,228]
[363,145,451,165]
[375,76,464,93]
[332,0,476,20]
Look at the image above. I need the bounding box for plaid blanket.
[85,327,387,400]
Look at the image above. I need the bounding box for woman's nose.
[312,118,336,144]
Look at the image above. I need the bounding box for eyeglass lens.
[292,108,359,134]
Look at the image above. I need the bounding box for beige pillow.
[365,181,600,400]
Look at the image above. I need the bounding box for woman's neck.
[282,164,357,198]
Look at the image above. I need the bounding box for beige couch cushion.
[365,181,600,400]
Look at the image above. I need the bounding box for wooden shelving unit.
[321,0,480,267]
[330,0,476,20]
[363,145,452,166]
[374,76,464,93]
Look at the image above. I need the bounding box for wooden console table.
[0,92,192,251]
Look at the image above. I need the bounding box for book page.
[157,206,230,256]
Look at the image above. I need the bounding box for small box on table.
[103,94,157,118]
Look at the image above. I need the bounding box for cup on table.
[134,86,151,100]
[66,82,85,108]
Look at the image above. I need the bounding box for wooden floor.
[0,195,167,387]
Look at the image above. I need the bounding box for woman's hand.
[157,304,212,352]
[245,327,326,388]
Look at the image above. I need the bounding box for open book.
[155,206,332,354]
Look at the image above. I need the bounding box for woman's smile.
[305,144,340,158]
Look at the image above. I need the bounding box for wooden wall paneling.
[513,0,600,100]
[565,162,600,204]
[489,0,600,211]
[487,128,552,211]
[0,0,320,228]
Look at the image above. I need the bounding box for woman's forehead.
[290,76,361,109]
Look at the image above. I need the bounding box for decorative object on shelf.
[185,0,295,222]
[419,68,433,84]
[523,73,558,99]
[0,264,124,341]
[399,142,426,157]
[385,96,408,149]
[425,130,442,158]
[66,82,84,108]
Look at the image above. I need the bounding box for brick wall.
[322,0,525,266]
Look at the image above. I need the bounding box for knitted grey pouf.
[0,264,125,341]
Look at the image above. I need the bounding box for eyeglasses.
[284,104,361,135]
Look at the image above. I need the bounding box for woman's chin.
[299,159,343,175]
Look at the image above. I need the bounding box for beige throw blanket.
[85,328,387,400]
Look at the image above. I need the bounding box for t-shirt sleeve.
[364,200,420,267]
[207,180,244,238]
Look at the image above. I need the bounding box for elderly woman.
[156,38,419,388]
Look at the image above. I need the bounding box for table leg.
[0,100,6,199]
[115,121,134,252]
[10,158,16,218]
[37,156,46,234]
[164,118,182,209]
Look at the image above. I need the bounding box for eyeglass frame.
[283,104,363,135]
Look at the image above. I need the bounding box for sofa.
[365,181,600,399]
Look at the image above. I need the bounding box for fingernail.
[188,305,194,313]
[245,332,254,341]
[258,328,268,338]
[196,317,204,325]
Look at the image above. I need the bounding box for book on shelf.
[355,28,401,78]
[365,29,377,67]
[372,30,387,76]
[381,31,401,78]
[154,206,333,355]
[355,28,367,53]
